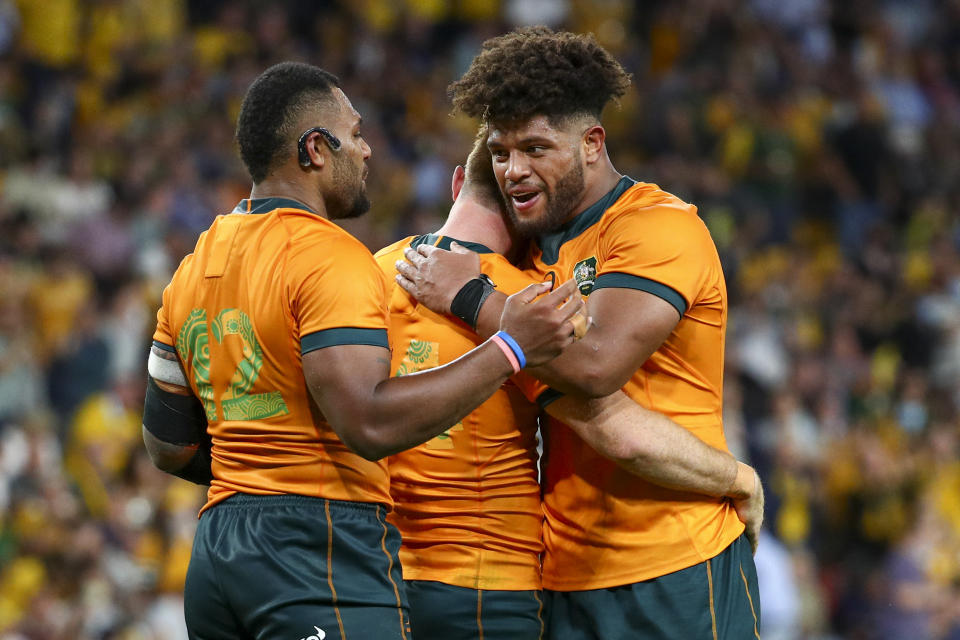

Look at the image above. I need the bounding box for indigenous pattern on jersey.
[153,198,392,514]
[374,234,542,591]
[530,178,745,591]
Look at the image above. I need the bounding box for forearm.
[142,425,212,485]
[317,341,514,460]
[474,292,609,395]
[474,290,507,338]
[547,393,742,497]
[170,443,213,485]
[312,280,579,460]
[369,342,512,454]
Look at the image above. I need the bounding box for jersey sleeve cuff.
[152,340,177,354]
[301,327,390,354]
[537,388,565,410]
[594,272,688,316]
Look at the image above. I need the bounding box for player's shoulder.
[611,181,698,218]
[279,208,354,242]
[478,250,513,269]
[374,235,417,268]
[481,253,533,289]
[282,211,375,264]
[606,181,707,235]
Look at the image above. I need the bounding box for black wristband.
[450,274,496,329]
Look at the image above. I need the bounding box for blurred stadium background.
[0,0,959,638]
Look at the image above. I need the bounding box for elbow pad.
[142,375,208,445]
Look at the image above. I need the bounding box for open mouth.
[510,191,541,211]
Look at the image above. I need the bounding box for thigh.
[406,580,544,640]
[710,535,762,639]
[184,512,251,640]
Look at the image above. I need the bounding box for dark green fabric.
[405,580,544,640]
[535,176,636,265]
[152,340,177,353]
[536,388,564,410]
[231,197,316,214]
[544,535,760,639]
[593,273,688,316]
[300,327,390,354]
[411,234,495,254]
[185,494,410,640]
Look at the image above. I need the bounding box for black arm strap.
[143,375,208,445]
[143,376,213,486]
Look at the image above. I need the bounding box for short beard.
[330,190,370,220]
[325,153,370,220]
[506,159,585,237]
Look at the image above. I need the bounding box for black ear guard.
[298,127,342,167]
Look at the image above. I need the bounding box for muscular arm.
[547,393,749,496]
[396,243,677,397]
[472,288,675,397]
[304,281,582,461]
[547,392,763,551]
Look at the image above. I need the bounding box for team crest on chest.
[573,257,598,295]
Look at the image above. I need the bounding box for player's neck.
[564,155,623,223]
[249,177,327,218]
[436,200,513,256]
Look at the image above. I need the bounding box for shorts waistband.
[214,493,389,515]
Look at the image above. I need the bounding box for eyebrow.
[487,136,553,148]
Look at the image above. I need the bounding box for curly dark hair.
[449,27,632,125]
[236,62,340,184]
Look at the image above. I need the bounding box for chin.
[509,206,550,237]
[329,190,371,220]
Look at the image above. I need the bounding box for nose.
[360,137,371,160]
[503,152,530,183]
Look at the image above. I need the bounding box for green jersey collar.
[232,197,317,215]
[535,176,637,265]
[410,234,495,254]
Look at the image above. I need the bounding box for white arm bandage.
[147,349,189,387]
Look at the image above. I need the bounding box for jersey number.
[177,308,290,422]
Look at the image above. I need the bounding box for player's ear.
[299,131,327,170]
[451,165,465,202]
[582,125,606,165]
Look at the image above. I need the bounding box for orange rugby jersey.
[374,235,543,591]
[531,177,744,591]
[154,198,393,514]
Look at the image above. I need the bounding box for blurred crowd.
[0,0,958,638]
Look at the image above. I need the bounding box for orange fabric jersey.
[153,198,393,514]
[374,235,543,591]
[531,178,744,591]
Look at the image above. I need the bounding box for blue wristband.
[494,330,526,369]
